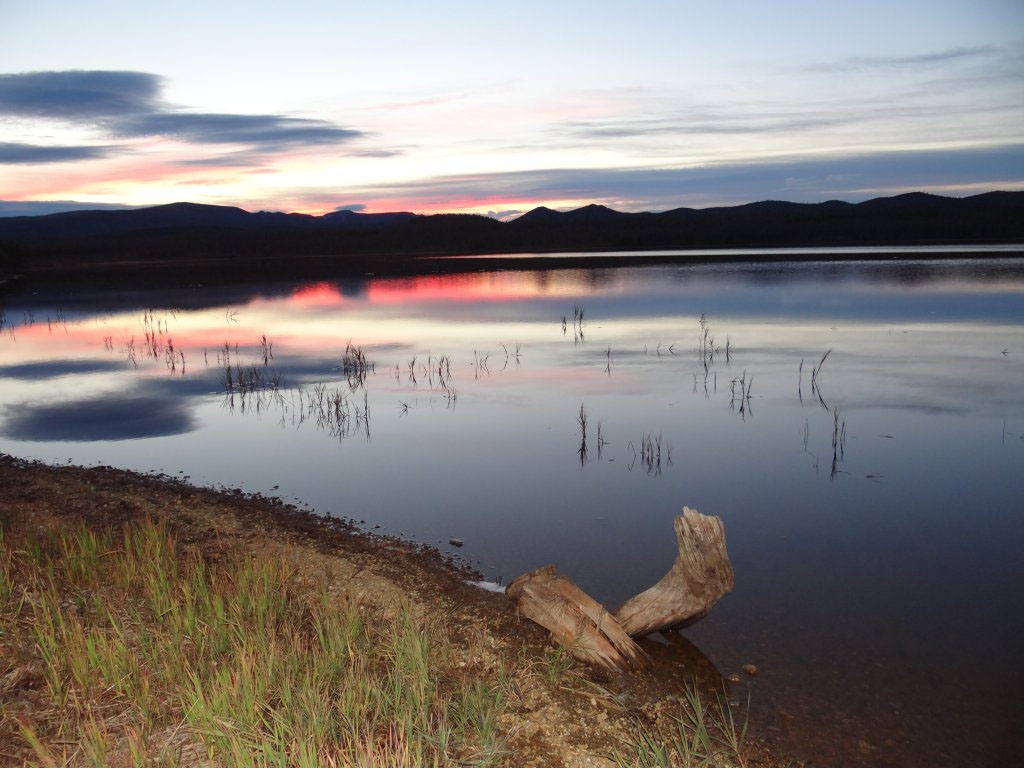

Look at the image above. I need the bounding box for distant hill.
[0,202,418,243]
[1,192,1022,278]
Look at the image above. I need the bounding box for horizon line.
[1,188,1019,220]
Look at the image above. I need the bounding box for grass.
[611,683,751,768]
[539,642,576,686]
[1,518,507,767]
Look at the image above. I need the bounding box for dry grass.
[612,685,750,768]
[0,519,506,767]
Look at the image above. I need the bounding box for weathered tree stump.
[505,507,733,671]
[505,565,648,670]
[613,507,734,638]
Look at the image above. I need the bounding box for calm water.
[2,256,1023,766]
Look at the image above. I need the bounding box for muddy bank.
[0,454,795,767]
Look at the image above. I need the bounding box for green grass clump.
[611,683,750,768]
[0,518,505,767]
[540,641,576,685]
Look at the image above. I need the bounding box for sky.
[0,0,1022,217]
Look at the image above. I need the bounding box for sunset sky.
[1,0,1022,218]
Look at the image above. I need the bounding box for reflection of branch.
[639,432,666,476]
[473,350,491,378]
[340,341,372,391]
[830,408,846,480]
[815,379,829,411]
[500,343,522,369]
[577,404,588,466]
[811,349,831,410]
[729,371,754,419]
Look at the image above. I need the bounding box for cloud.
[2,395,196,442]
[114,112,362,150]
[344,143,1024,211]
[0,200,140,217]
[346,149,403,158]
[0,70,161,119]
[335,203,366,212]
[0,69,366,159]
[561,94,1020,144]
[565,112,847,139]
[550,48,1021,154]
[487,209,523,220]
[173,153,269,168]
[811,45,1000,73]
[0,142,112,164]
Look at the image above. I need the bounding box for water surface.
[2,256,1022,767]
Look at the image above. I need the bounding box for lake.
[2,254,1023,767]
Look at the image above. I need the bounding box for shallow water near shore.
[2,254,1023,766]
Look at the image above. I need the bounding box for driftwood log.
[504,565,648,670]
[506,507,733,671]
[613,507,734,637]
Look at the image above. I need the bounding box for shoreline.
[2,242,1023,290]
[0,453,790,767]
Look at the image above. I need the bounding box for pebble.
[741,663,760,677]
[726,673,742,683]
[449,537,464,547]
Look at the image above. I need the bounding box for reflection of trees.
[0,242,25,281]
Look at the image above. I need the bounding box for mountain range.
[1,191,1022,277]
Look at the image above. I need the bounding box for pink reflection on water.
[363,272,580,305]
[289,282,344,307]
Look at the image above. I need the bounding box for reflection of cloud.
[132,374,225,398]
[0,360,125,379]
[0,142,112,164]
[2,395,195,442]
[843,401,969,416]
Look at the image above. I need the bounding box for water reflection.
[2,393,195,441]
[0,359,124,379]
[1,258,1023,767]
